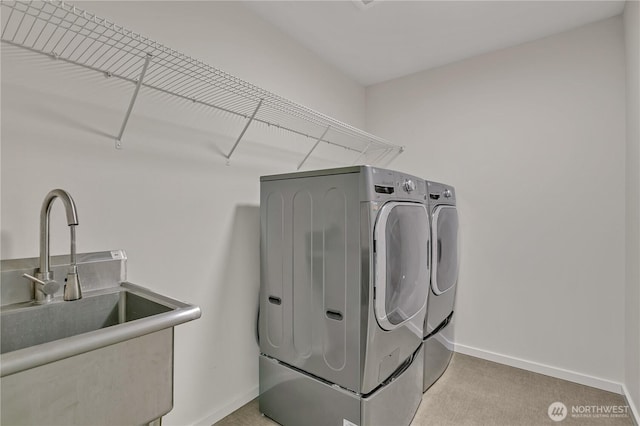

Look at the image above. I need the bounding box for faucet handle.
[22,273,60,295]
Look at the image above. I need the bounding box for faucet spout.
[34,189,82,302]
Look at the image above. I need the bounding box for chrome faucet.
[23,189,82,304]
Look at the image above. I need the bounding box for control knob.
[402,179,416,193]
[443,189,452,198]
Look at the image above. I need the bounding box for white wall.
[367,17,627,390]
[2,1,635,423]
[0,2,365,425]
[624,0,640,418]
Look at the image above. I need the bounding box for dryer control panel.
[427,181,456,205]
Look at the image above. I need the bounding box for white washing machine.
[423,180,459,392]
[259,166,430,426]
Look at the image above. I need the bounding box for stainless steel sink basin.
[1,287,171,354]
[0,282,200,377]
[0,250,201,426]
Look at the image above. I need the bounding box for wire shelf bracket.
[226,98,263,163]
[352,142,372,165]
[0,1,405,168]
[384,146,405,165]
[116,53,152,149]
[297,126,331,171]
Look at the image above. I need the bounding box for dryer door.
[431,205,459,295]
[374,202,430,331]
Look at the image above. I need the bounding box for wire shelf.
[1,0,404,167]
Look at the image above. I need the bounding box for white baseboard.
[440,331,455,352]
[192,385,259,426]
[622,384,640,425]
[454,342,624,394]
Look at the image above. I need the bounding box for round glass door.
[431,205,459,295]
[374,202,430,331]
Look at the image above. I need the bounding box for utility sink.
[0,250,201,426]
[1,288,171,355]
[0,282,200,377]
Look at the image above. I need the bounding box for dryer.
[423,180,459,392]
[259,166,429,426]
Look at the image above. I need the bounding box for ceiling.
[244,1,626,86]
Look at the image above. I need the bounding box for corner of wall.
[624,1,640,424]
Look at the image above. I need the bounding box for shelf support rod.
[382,146,405,166]
[226,99,263,161]
[352,142,372,165]
[372,147,392,165]
[297,125,331,170]
[115,53,152,149]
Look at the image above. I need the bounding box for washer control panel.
[402,179,416,193]
[366,167,426,202]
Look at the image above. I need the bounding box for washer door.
[374,202,430,331]
[431,205,459,295]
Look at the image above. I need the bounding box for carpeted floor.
[215,353,634,425]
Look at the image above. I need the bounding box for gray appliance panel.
[259,355,361,426]
[260,167,427,394]
[260,171,362,391]
[262,165,427,203]
[362,345,424,426]
[424,181,459,336]
[260,165,362,182]
[259,346,423,426]
[425,285,456,335]
[423,322,454,392]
